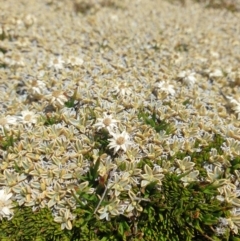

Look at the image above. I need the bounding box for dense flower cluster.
[0,0,240,237]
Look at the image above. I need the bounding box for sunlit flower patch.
[0,0,240,240]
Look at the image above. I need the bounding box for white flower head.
[0,115,19,132]
[180,170,199,187]
[108,130,132,154]
[4,53,25,67]
[54,208,75,230]
[47,90,68,107]
[0,189,14,220]
[112,82,132,96]
[48,56,65,70]
[98,199,123,221]
[155,81,175,95]
[141,164,164,187]
[67,56,84,67]
[108,172,131,197]
[226,96,240,119]
[29,80,47,97]
[226,208,240,234]
[19,110,38,125]
[206,166,223,183]
[175,156,195,174]
[178,70,196,86]
[94,112,119,131]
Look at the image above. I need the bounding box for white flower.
[226,96,240,119]
[124,190,143,215]
[94,112,119,131]
[0,189,14,220]
[19,110,38,125]
[178,70,196,86]
[206,166,223,183]
[175,156,195,174]
[47,90,68,107]
[54,209,75,230]
[226,208,240,234]
[108,172,131,197]
[98,199,123,221]
[155,81,175,95]
[0,115,19,132]
[67,56,84,66]
[29,80,47,97]
[4,53,25,67]
[48,56,65,70]
[61,107,77,123]
[180,170,199,187]
[112,82,132,96]
[108,130,132,154]
[141,164,164,187]
[98,156,117,177]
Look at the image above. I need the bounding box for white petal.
[48,199,56,208]
[5,193,13,200]
[121,144,127,152]
[144,164,152,176]
[0,190,5,196]
[66,220,72,230]
[54,216,63,223]
[141,180,150,187]
[2,207,11,215]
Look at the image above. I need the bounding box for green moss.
[0,207,70,241]
[0,30,7,41]
[64,98,76,109]
[138,111,175,135]
[0,114,238,241]
[137,172,232,241]
[172,134,225,178]
[0,129,20,150]
[39,113,62,126]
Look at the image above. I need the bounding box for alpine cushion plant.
[1,0,240,240]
